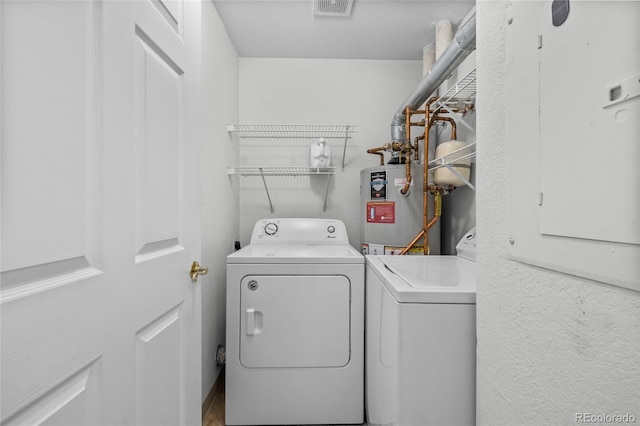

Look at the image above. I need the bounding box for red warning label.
[366,202,395,224]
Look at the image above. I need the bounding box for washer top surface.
[228,218,363,264]
[366,255,476,304]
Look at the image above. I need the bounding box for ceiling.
[211,0,476,61]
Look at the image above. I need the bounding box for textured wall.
[200,0,239,402]
[476,2,640,425]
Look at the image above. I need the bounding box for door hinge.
[537,35,543,49]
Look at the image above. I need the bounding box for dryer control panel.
[250,218,350,245]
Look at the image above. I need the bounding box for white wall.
[476,2,640,424]
[237,58,423,247]
[200,0,239,402]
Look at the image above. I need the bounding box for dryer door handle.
[246,308,263,335]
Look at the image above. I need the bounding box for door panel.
[136,306,183,426]
[2,361,100,426]
[134,26,184,262]
[0,1,105,418]
[0,0,101,300]
[1,1,202,424]
[151,0,183,36]
[240,275,351,368]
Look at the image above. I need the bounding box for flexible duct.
[390,8,476,143]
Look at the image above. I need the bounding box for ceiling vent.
[313,0,353,17]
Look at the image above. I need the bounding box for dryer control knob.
[327,226,335,233]
[264,222,278,236]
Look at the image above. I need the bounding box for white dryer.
[225,218,364,425]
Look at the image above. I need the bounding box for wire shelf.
[227,124,353,212]
[227,124,356,139]
[227,166,336,176]
[432,68,476,111]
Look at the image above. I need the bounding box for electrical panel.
[505,1,640,291]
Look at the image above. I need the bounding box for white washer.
[365,229,477,426]
[225,218,364,425]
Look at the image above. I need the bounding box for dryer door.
[240,275,351,368]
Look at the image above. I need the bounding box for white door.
[0,1,203,425]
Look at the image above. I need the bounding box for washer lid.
[228,244,364,264]
[367,255,476,303]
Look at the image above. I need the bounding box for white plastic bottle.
[309,138,331,168]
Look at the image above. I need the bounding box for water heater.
[360,164,440,255]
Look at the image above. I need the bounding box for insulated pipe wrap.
[435,19,453,60]
[422,43,436,77]
[390,10,476,142]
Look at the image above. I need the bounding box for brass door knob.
[190,261,209,282]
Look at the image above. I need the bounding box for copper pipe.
[403,104,424,178]
[405,106,412,145]
[414,135,424,162]
[367,146,386,165]
[400,97,440,255]
[425,97,439,112]
[400,106,414,196]
[400,149,413,195]
[422,110,440,254]
[400,179,440,255]
[399,229,425,255]
[434,116,457,140]
[426,215,439,230]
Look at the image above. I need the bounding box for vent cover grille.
[313,0,353,17]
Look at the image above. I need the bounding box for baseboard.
[202,369,225,421]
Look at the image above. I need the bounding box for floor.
[202,380,225,426]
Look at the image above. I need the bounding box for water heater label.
[370,171,387,200]
[394,177,413,187]
[366,202,395,224]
